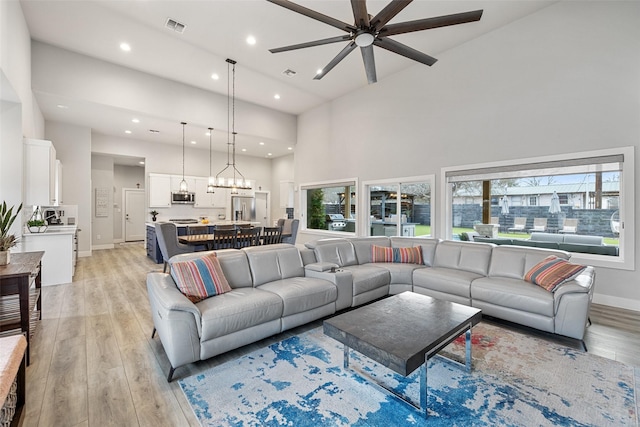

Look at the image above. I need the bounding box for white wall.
[45,121,92,255]
[294,2,640,309]
[91,154,114,248]
[271,154,295,220]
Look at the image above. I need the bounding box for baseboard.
[92,244,115,251]
[113,238,124,243]
[79,250,92,257]
[592,293,640,312]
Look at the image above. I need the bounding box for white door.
[125,189,145,241]
[255,191,269,228]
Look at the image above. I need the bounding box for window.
[301,180,356,234]
[441,147,634,270]
[364,176,433,237]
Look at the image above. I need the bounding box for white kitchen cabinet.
[21,228,76,286]
[149,174,171,207]
[194,178,227,208]
[24,139,57,206]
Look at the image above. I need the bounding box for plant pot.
[28,226,48,233]
[0,250,9,266]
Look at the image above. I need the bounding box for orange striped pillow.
[524,255,586,292]
[371,245,423,264]
[170,253,232,303]
[371,245,394,263]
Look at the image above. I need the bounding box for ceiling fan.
[267,0,483,84]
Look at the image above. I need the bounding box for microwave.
[171,192,196,204]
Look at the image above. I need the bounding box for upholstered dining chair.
[155,222,195,273]
[277,219,299,244]
[262,227,282,245]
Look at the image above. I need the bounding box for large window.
[364,176,433,237]
[441,148,634,269]
[301,180,356,234]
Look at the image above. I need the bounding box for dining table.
[178,234,217,250]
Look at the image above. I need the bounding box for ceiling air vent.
[282,69,297,77]
[165,18,186,34]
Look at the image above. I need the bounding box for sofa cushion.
[391,237,439,267]
[488,246,570,279]
[471,277,554,317]
[258,277,337,316]
[563,234,604,246]
[371,245,423,265]
[313,239,358,267]
[350,237,390,264]
[245,244,305,286]
[170,253,232,303]
[433,241,493,276]
[372,262,425,285]
[199,287,283,341]
[412,267,482,299]
[342,265,390,296]
[524,256,587,292]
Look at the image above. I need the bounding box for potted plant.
[27,219,47,233]
[150,210,159,222]
[0,201,23,265]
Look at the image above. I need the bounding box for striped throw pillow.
[170,253,232,303]
[371,245,394,263]
[393,246,423,265]
[524,255,586,292]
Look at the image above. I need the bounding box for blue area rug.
[179,323,638,426]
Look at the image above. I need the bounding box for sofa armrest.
[305,262,339,272]
[552,266,595,340]
[305,267,353,311]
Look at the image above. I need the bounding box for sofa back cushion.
[350,237,390,264]
[244,244,304,286]
[312,239,358,267]
[530,232,564,243]
[488,245,570,279]
[563,234,603,246]
[433,241,493,275]
[391,237,438,266]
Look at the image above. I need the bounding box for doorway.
[255,191,269,228]
[124,189,145,241]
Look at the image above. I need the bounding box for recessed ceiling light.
[190,140,197,145]
[241,148,247,152]
[132,118,140,123]
[139,161,145,165]
[211,73,219,80]
[287,147,293,150]
[246,35,256,45]
[120,42,131,52]
[56,104,68,109]
[267,153,273,156]
[274,94,281,100]
[205,132,211,136]
[259,142,265,146]
[125,130,132,134]
[316,68,323,75]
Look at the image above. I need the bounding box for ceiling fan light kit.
[268,0,483,84]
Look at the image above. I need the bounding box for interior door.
[125,189,145,241]
[255,191,269,228]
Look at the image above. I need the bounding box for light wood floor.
[21,243,640,426]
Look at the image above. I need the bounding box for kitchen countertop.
[22,225,78,236]
[146,221,260,228]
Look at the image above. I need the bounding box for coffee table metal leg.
[420,360,427,418]
[343,344,350,369]
[465,328,472,371]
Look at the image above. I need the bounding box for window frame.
[362,175,435,237]
[439,147,634,270]
[299,177,358,237]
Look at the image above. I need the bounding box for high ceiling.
[20,0,554,158]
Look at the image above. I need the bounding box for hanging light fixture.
[206,127,215,193]
[214,58,251,193]
[179,121,189,193]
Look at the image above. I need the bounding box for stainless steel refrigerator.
[231,196,256,222]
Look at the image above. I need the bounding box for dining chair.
[188,225,209,235]
[212,228,237,250]
[277,219,299,244]
[262,226,282,245]
[155,222,195,273]
[236,227,255,249]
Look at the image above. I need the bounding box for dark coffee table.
[323,291,482,417]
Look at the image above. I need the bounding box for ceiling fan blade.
[360,45,377,84]
[267,0,356,33]
[374,37,437,66]
[270,35,352,53]
[369,0,413,30]
[380,10,483,37]
[314,41,357,80]
[351,0,370,27]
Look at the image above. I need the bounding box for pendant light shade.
[179,121,189,193]
[214,58,251,191]
[206,127,215,193]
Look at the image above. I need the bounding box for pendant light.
[206,127,215,193]
[214,58,251,192]
[179,121,189,193]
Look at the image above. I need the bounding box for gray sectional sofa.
[146,237,595,381]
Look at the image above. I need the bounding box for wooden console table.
[0,251,44,365]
